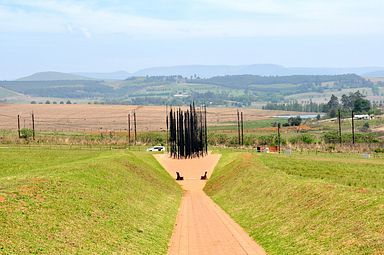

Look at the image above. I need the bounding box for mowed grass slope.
[0,148,181,254]
[205,151,384,254]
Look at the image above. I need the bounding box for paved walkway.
[155,154,266,255]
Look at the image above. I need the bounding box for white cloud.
[66,24,74,33]
[0,0,383,38]
[80,27,92,39]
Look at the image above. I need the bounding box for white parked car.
[146,146,166,152]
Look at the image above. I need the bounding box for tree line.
[324,91,374,118]
[263,101,325,112]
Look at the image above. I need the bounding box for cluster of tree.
[271,116,302,127]
[187,74,372,89]
[372,85,381,96]
[1,80,112,99]
[287,116,303,126]
[31,100,73,104]
[125,75,185,83]
[263,101,325,112]
[186,74,375,103]
[324,91,371,118]
[130,91,255,107]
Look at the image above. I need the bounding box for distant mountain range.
[74,71,131,80]
[131,64,384,78]
[15,64,384,81]
[363,70,384,77]
[3,73,380,106]
[17,71,91,81]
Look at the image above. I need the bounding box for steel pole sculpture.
[168,103,208,158]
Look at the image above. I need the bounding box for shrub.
[323,131,379,144]
[323,131,340,144]
[257,135,275,145]
[361,122,370,132]
[374,148,384,153]
[289,134,317,144]
[137,132,165,145]
[288,116,302,126]
[20,128,34,139]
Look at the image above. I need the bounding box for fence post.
[133,111,137,145]
[17,115,21,138]
[32,112,35,140]
[338,109,342,144]
[278,123,281,153]
[351,111,355,144]
[237,110,240,145]
[241,111,244,146]
[128,113,131,148]
[166,105,169,153]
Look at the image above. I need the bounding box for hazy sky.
[1,0,384,79]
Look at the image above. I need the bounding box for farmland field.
[205,151,384,254]
[0,147,181,254]
[0,104,306,132]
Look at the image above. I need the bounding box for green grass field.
[0,147,181,254]
[205,151,384,254]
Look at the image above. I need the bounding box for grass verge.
[0,147,181,254]
[205,151,384,254]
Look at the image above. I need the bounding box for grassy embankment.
[205,150,384,254]
[0,147,181,254]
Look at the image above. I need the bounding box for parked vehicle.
[146,146,165,152]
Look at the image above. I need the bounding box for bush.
[344,133,379,143]
[361,122,370,132]
[208,133,229,145]
[257,135,276,145]
[20,128,34,139]
[288,116,302,126]
[323,131,340,144]
[374,148,384,153]
[137,132,165,145]
[323,131,379,144]
[289,134,317,144]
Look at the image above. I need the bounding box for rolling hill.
[74,71,131,80]
[17,71,93,81]
[132,64,384,78]
[14,65,384,82]
[1,73,382,106]
[363,70,384,77]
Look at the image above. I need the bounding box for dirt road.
[155,154,266,255]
